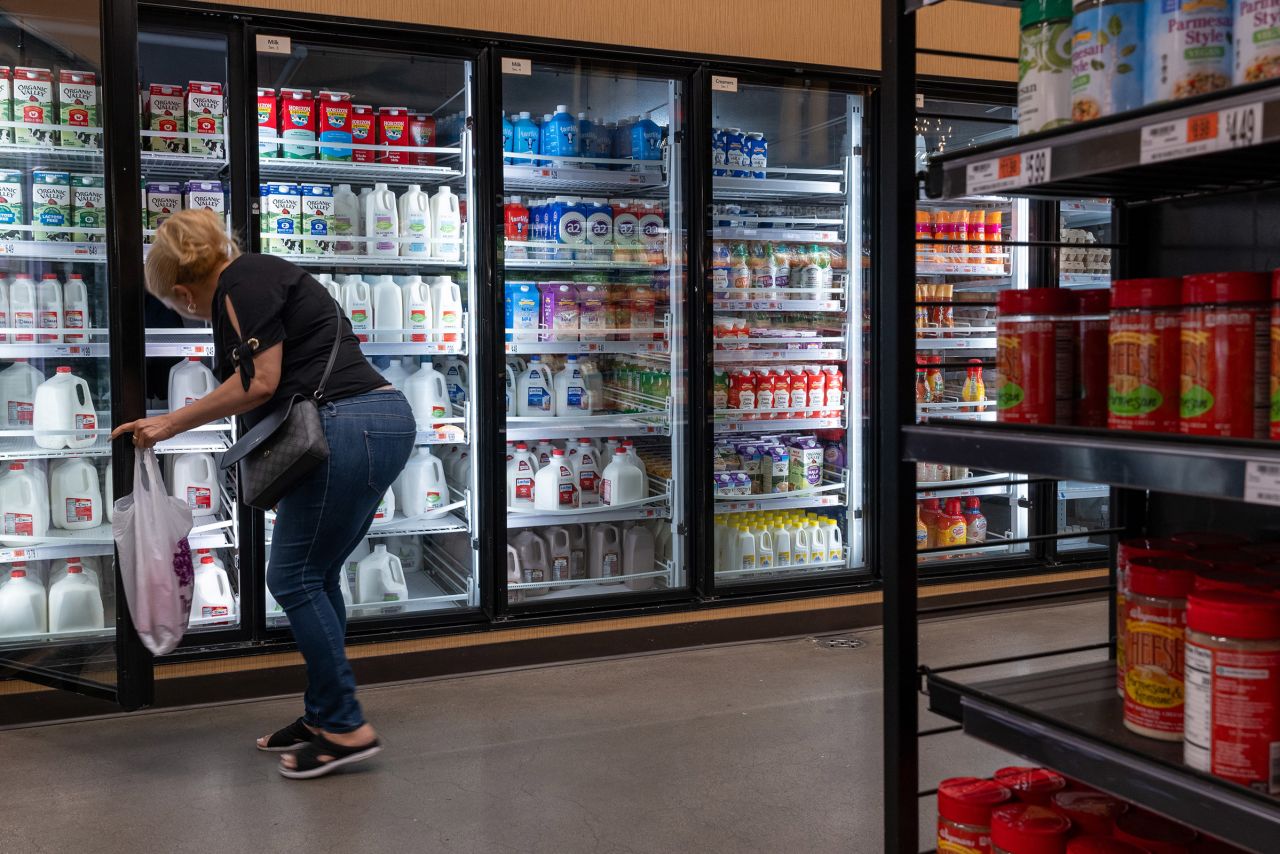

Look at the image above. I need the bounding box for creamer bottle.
[371,275,403,343]
[332,183,361,254]
[430,276,462,345]
[430,185,462,261]
[401,276,433,343]
[0,360,42,427]
[398,184,431,258]
[365,182,399,257]
[50,457,102,530]
[0,566,46,636]
[341,277,372,342]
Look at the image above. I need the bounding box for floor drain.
[813,635,866,650]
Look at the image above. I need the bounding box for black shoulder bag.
[219,301,343,511]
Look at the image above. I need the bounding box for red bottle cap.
[1187,590,1280,639]
[993,766,1068,805]
[1182,272,1269,306]
[1074,289,1111,314]
[552,448,564,457]
[56,366,71,373]
[1111,277,1183,310]
[200,555,215,565]
[990,803,1073,854]
[67,565,82,574]
[1170,531,1250,549]
[1067,837,1152,854]
[936,777,1013,827]
[997,289,1075,316]
[1126,556,1200,598]
[1050,790,1125,836]
[1113,810,1198,854]
[9,569,25,578]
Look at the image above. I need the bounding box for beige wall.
[193,0,1019,83]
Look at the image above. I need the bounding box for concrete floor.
[0,600,1106,854]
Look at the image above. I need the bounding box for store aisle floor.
[0,599,1106,854]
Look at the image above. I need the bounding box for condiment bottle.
[990,803,1072,854]
[937,777,1013,854]
[996,289,1076,425]
[916,504,929,551]
[1180,272,1270,438]
[963,497,987,544]
[1122,556,1200,741]
[992,767,1066,806]
[1108,277,1183,433]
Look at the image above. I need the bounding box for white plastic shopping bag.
[111,448,195,655]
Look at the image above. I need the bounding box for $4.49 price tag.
[1140,102,1264,164]
[965,147,1052,195]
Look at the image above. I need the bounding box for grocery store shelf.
[916,259,1009,276]
[903,422,1280,505]
[504,256,659,271]
[0,341,105,358]
[360,330,466,356]
[0,139,102,171]
[927,78,1280,201]
[715,347,845,363]
[714,472,846,513]
[0,625,114,650]
[0,527,115,563]
[0,238,107,262]
[714,172,844,201]
[505,327,669,356]
[259,156,463,186]
[711,226,842,243]
[1057,482,1110,501]
[363,511,469,539]
[507,409,669,442]
[925,661,1280,850]
[714,405,845,433]
[914,333,996,350]
[917,533,1026,561]
[1060,200,1113,229]
[510,565,671,595]
[916,399,997,423]
[713,298,845,312]
[263,243,467,269]
[145,327,215,358]
[141,149,227,180]
[714,551,851,582]
[1059,272,1111,288]
[503,159,666,193]
[508,494,669,529]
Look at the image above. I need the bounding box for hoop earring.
[187,303,197,313]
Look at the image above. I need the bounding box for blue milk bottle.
[501,112,514,165]
[513,111,540,167]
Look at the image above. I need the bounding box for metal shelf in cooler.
[506,338,668,356]
[713,298,845,312]
[915,332,997,350]
[504,256,660,272]
[0,625,115,652]
[258,156,463,186]
[360,329,467,357]
[714,472,847,514]
[714,404,845,434]
[712,226,843,244]
[263,242,467,270]
[508,477,670,528]
[141,149,228,180]
[916,258,1011,277]
[1060,272,1111,287]
[713,172,844,201]
[714,551,851,582]
[0,139,102,171]
[502,151,666,193]
[715,347,845,363]
[0,239,107,263]
[506,413,669,442]
[509,566,671,595]
[364,512,469,540]
[0,341,106,358]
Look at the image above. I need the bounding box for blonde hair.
[144,208,241,300]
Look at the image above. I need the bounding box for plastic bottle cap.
[992,767,1067,804]
[1126,556,1200,598]
[552,449,564,457]
[937,777,1013,827]
[8,463,21,471]
[67,565,82,574]
[201,556,215,565]
[1188,590,1280,639]
[1182,271,1269,306]
[1111,277,1183,309]
[56,366,70,373]
[990,804,1072,854]
[516,443,528,450]
[997,289,1075,316]
[10,569,25,578]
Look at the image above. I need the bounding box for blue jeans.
[267,388,415,733]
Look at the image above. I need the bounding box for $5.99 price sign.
[1140,102,1264,164]
[965,147,1051,195]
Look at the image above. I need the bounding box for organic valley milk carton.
[257,87,278,156]
[145,181,183,233]
[183,180,225,218]
[0,67,11,144]
[147,83,185,153]
[30,170,70,242]
[0,170,23,240]
[13,67,54,147]
[58,70,98,148]
[300,183,334,255]
[279,88,315,159]
[185,81,224,158]
[260,182,301,254]
[71,174,106,242]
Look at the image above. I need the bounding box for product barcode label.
[1244,461,1280,506]
[1141,102,1266,164]
[964,147,1052,194]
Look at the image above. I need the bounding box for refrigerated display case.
[707,77,867,586]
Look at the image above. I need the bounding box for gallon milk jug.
[371,275,403,343]
[398,184,431,258]
[511,530,550,595]
[386,535,423,574]
[62,274,88,343]
[104,459,113,523]
[0,463,47,544]
[0,567,46,636]
[405,362,450,428]
[50,458,102,531]
[571,438,601,507]
[534,448,578,510]
[371,485,395,526]
[356,545,407,604]
[504,361,518,415]
[190,553,234,623]
[534,440,555,469]
[600,446,644,506]
[400,447,448,519]
[50,558,101,593]
[35,273,62,343]
[33,367,96,450]
[380,356,417,390]
[589,523,622,579]
[365,182,400,257]
[430,276,462,346]
[0,360,42,427]
[554,355,591,414]
[601,437,621,469]
[8,273,35,342]
[171,453,220,517]
[0,277,9,344]
[442,357,468,405]
[332,183,361,254]
[653,519,673,562]
[314,273,342,304]
[623,524,655,591]
[447,448,471,488]
[342,278,372,342]
[401,277,433,343]
[430,185,462,261]
[506,442,538,509]
[545,525,574,583]
[516,355,554,416]
[167,357,217,412]
[620,440,648,477]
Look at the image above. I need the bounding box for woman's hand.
[110,415,179,448]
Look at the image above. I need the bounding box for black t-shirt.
[213,254,386,424]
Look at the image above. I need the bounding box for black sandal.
[256,717,317,752]
[279,733,382,779]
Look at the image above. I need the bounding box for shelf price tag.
[1244,461,1280,506]
[1220,102,1263,150]
[965,147,1052,194]
[1142,113,1219,163]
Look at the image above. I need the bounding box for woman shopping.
[112,209,415,779]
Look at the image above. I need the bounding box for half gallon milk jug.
[554,355,591,414]
[168,357,217,412]
[0,463,48,544]
[0,360,42,427]
[50,458,102,530]
[62,274,88,343]
[171,453,220,517]
[571,438,600,507]
[356,545,407,604]
[8,273,35,342]
[824,519,842,563]
[35,273,62,343]
[371,275,403,343]
[516,355,554,416]
[545,525,574,582]
[371,486,395,526]
[332,183,361,255]
[190,553,234,623]
[430,276,462,345]
[534,448,578,510]
[398,184,431,258]
[0,567,45,636]
[405,362,449,428]
[430,185,461,261]
[33,367,96,450]
[600,446,644,506]
[588,523,622,579]
[623,524,655,591]
[365,182,400,257]
[754,525,775,570]
[511,530,549,595]
[506,442,538,509]
[401,276,433,342]
[400,447,448,519]
[442,357,468,405]
[342,277,372,342]
[380,356,417,390]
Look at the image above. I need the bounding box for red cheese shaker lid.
[1189,547,1262,567]
[1170,531,1250,549]
[990,804,1073,854]
[1126,556,1200,598]
[1074,288,1111,314]
[1191,565,1277,596]
[1119,538,1196,563]
[1111,277,1182,310]
[1114,810,1197,854]
[1243,541,1280,562]
[1181,272,1269,306]
[1067,837,1153,854]
[1187,591,1280,640]
[937,776,1013,827]
[998,289,1076,316]
[993,766,1068,805]
[1272,268,1280,301]
[1050,790,1125,836]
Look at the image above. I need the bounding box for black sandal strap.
[263,717,315,749]
[286,734,382,775]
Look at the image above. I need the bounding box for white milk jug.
[442,357,468,405]
[511,529,550,595]
[653,519,673,562]
[0,277,9,343]
[601,437,621,469]
[430,185,462,261]
[430,277,463,346]
[506,545,523,596]
[104,459,113,523]
[171,452,220,517]
[398,184,431,258]
[447,448,471,488]
[534,448,578,510]
[380,356,417,390]
[365,182,400,257]
[0,360,42,427]
[342,278,372,342]
[571,439,601,507]
[190,553,234,622]
[400,447,448,519]
[600,446,645,506]
[772,521,792,567]
[506,442,538,509]
[588,523,622,579]
[167,357,217,412]
[371,275,403,343]
[545,525,574,583]
[755,526,775,570]
[0,463,47,545]
[534,440,555,469]
[386,535,423,574]
[35,273,62,343]
[314,273,342,304]
[807,521,827,564]
[371,485,395,526]
[791,523,809,567]
[33,367,96,450]
[332,183,361,255]
[0,567,46,636]
[405,362,450,428]
[401,277,433,343]
[50,458,102,530]
[623,524,655,591]
[554,355,592,414]
[824,519,843,563]
[8,273,35,342]
[504,362,518,415]
[50,557,101,592]
[516,355,554,416]
[620,441,648,477]
[62,274,88,342]
[356,545,407,604]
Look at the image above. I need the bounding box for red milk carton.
[315,90,352,162]
[256,87,277,156]
[409,112,437,165]
[350,105,375,162]
[378,107,410,164]
[279,88,315,160]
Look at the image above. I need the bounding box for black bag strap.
[313,300,343,402]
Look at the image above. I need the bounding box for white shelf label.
[1244,460,1280,506]
[256,34,291,55]
[1220,102,1263,150]
[1140,103,1264,164]
[502,57,532,76]
[965,148,1051,195]
[712,75,739,93]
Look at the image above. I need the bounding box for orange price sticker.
[997,154,1022,180]
[1186,112,1218,143]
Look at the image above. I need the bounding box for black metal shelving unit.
[883,1,1280,852]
